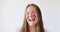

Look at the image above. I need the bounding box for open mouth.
[28,15,36,22]
[29,18,35,21]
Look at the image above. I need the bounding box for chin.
[29,23,36,26]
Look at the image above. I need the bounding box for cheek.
[34,14,39,22]
[26,15,29,19]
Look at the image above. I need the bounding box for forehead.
[26,6,37,12]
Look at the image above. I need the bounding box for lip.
[28,18,35,21]
[27,14,36,22]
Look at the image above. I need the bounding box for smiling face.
[26,6,39,26]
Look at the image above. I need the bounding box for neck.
[29,25,37,32]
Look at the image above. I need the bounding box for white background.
[0,0,60,32]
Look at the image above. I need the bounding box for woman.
[21,4,45,32]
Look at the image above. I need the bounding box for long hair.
[21,4,45,32]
